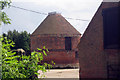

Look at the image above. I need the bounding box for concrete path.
[38,69,79,78]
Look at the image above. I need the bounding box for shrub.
[1,36,54,79]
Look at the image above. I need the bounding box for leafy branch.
[0,0,11,25]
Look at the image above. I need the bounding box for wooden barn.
[78,0,120,78]
[31,12,81,67]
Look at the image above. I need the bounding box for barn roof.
[31,12,81,36]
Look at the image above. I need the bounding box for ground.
[38,69,79,78]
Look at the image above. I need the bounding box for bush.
[1,36,54,79]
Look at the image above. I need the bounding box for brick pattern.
[43,51,79,64]
[78,2,120,78]
[31,35,81,67]
[31,36,65,50]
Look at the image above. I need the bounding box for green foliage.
[0,11,11,25]
[3,30,30,51]
[0,0,12,78]
[0,0,11,25]
[0,37,2,79]
[1,36,55,79]
[0,0,11,10]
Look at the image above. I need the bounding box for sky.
[1,0,103,34]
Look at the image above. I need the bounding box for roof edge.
[31,34,81,37]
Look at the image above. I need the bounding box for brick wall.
[31,35,80,50]
[31,35,80,67]
[78,2,119,78]
[31,36,65,50]
[42,51,79,67]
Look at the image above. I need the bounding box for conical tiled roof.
[32,12,81,36]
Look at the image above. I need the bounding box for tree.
[4,30,30,51]
[18,31,30,51]
[0,0,11,25]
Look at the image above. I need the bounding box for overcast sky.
[1,0,103,34]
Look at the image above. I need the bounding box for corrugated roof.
[32,13,81,36]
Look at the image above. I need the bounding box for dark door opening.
[102,7,120,49]
[65,37,72,50]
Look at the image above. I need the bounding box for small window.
[65,37,72,50]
